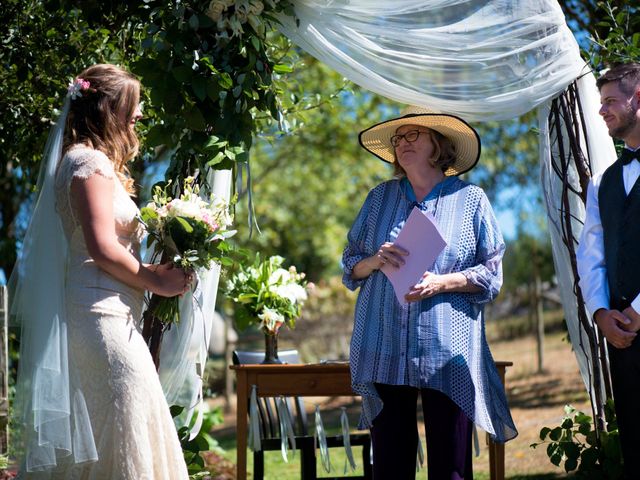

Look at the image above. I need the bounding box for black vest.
[598,158,640,310]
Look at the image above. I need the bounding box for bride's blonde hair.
[63,64,140,194]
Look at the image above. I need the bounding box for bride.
[10,64,190,479]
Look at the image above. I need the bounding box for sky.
[496,209,517,240]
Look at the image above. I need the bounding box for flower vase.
[262,332,282,364]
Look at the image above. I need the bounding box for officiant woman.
[342,106,517,479]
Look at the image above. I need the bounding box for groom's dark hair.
[596,62,640,96]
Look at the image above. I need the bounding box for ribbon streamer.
[186,376,204,441]
[235,161,261,237]
[473,424,480,457]
[248,385,262,452]
[315,405,331,473]
[276,396,297,462]
[157,274,207,442]
[340,407,357,472]
[416,436,424,472]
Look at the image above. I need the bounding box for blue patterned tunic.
[342,176,517,443]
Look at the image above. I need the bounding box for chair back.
[232,349,309,438]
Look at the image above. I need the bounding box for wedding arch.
[271,0,617,429]
[135,0,615,436]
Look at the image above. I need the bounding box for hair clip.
[67,77,96,100]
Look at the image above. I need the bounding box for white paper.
[381,207,447,304]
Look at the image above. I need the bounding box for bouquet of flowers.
[140,177,235,325]
[226,254,308,335]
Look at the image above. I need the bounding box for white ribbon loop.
[235,161,261,237]
[340,407,356,472]
[315,405,331,473]
[248,385,262,452]
[276,396,296,462]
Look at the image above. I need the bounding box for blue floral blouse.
[342,176,517,443]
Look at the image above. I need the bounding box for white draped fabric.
[278,0,588,121]
[277,0,616,393]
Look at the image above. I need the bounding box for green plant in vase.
[226,254,308,363]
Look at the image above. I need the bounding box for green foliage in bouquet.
[531,401,623,479]
[226,254,308,334]
[140,177,236,324]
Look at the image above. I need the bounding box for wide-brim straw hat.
[359,105,481,176]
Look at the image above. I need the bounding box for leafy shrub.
[531,401,623,479]
[171,404,225,476]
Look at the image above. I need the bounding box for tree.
[503,231,556,372]
[228,53,392,280]
[560,0,640,66]
[230,70,546,282]
[0,0,145,279]
[1,0,298,282]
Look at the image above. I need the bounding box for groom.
[577,62,640,479]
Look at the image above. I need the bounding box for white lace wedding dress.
[20,144,189,479]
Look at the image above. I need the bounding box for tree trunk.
[535,273,545,373]
[0,286,9,454]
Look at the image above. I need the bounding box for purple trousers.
[371,384,473,480]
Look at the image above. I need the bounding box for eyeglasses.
[390,130,429,147]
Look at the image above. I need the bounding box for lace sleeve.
[55,145,116,235]
[64,145,115,181]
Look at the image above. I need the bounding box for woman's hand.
[375,242,408,269]
[351,243,408,280]
[152,263,194,297]
[405,271,445,302]
[404,271,480,302]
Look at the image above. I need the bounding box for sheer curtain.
[278,0,589,121]
[278,0,615,392]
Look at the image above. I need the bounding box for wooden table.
[231,361,512,480]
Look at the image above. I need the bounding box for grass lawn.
[218,441,370,479]
[216,436,567,479]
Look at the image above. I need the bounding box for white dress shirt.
[577,147,640,316]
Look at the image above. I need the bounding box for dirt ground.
[487,331,590,476]
[212,330,590,478]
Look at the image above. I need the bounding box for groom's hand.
[595,308,636,349]
[622,306,640,333]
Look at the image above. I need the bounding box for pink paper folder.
[380,206,447,304]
